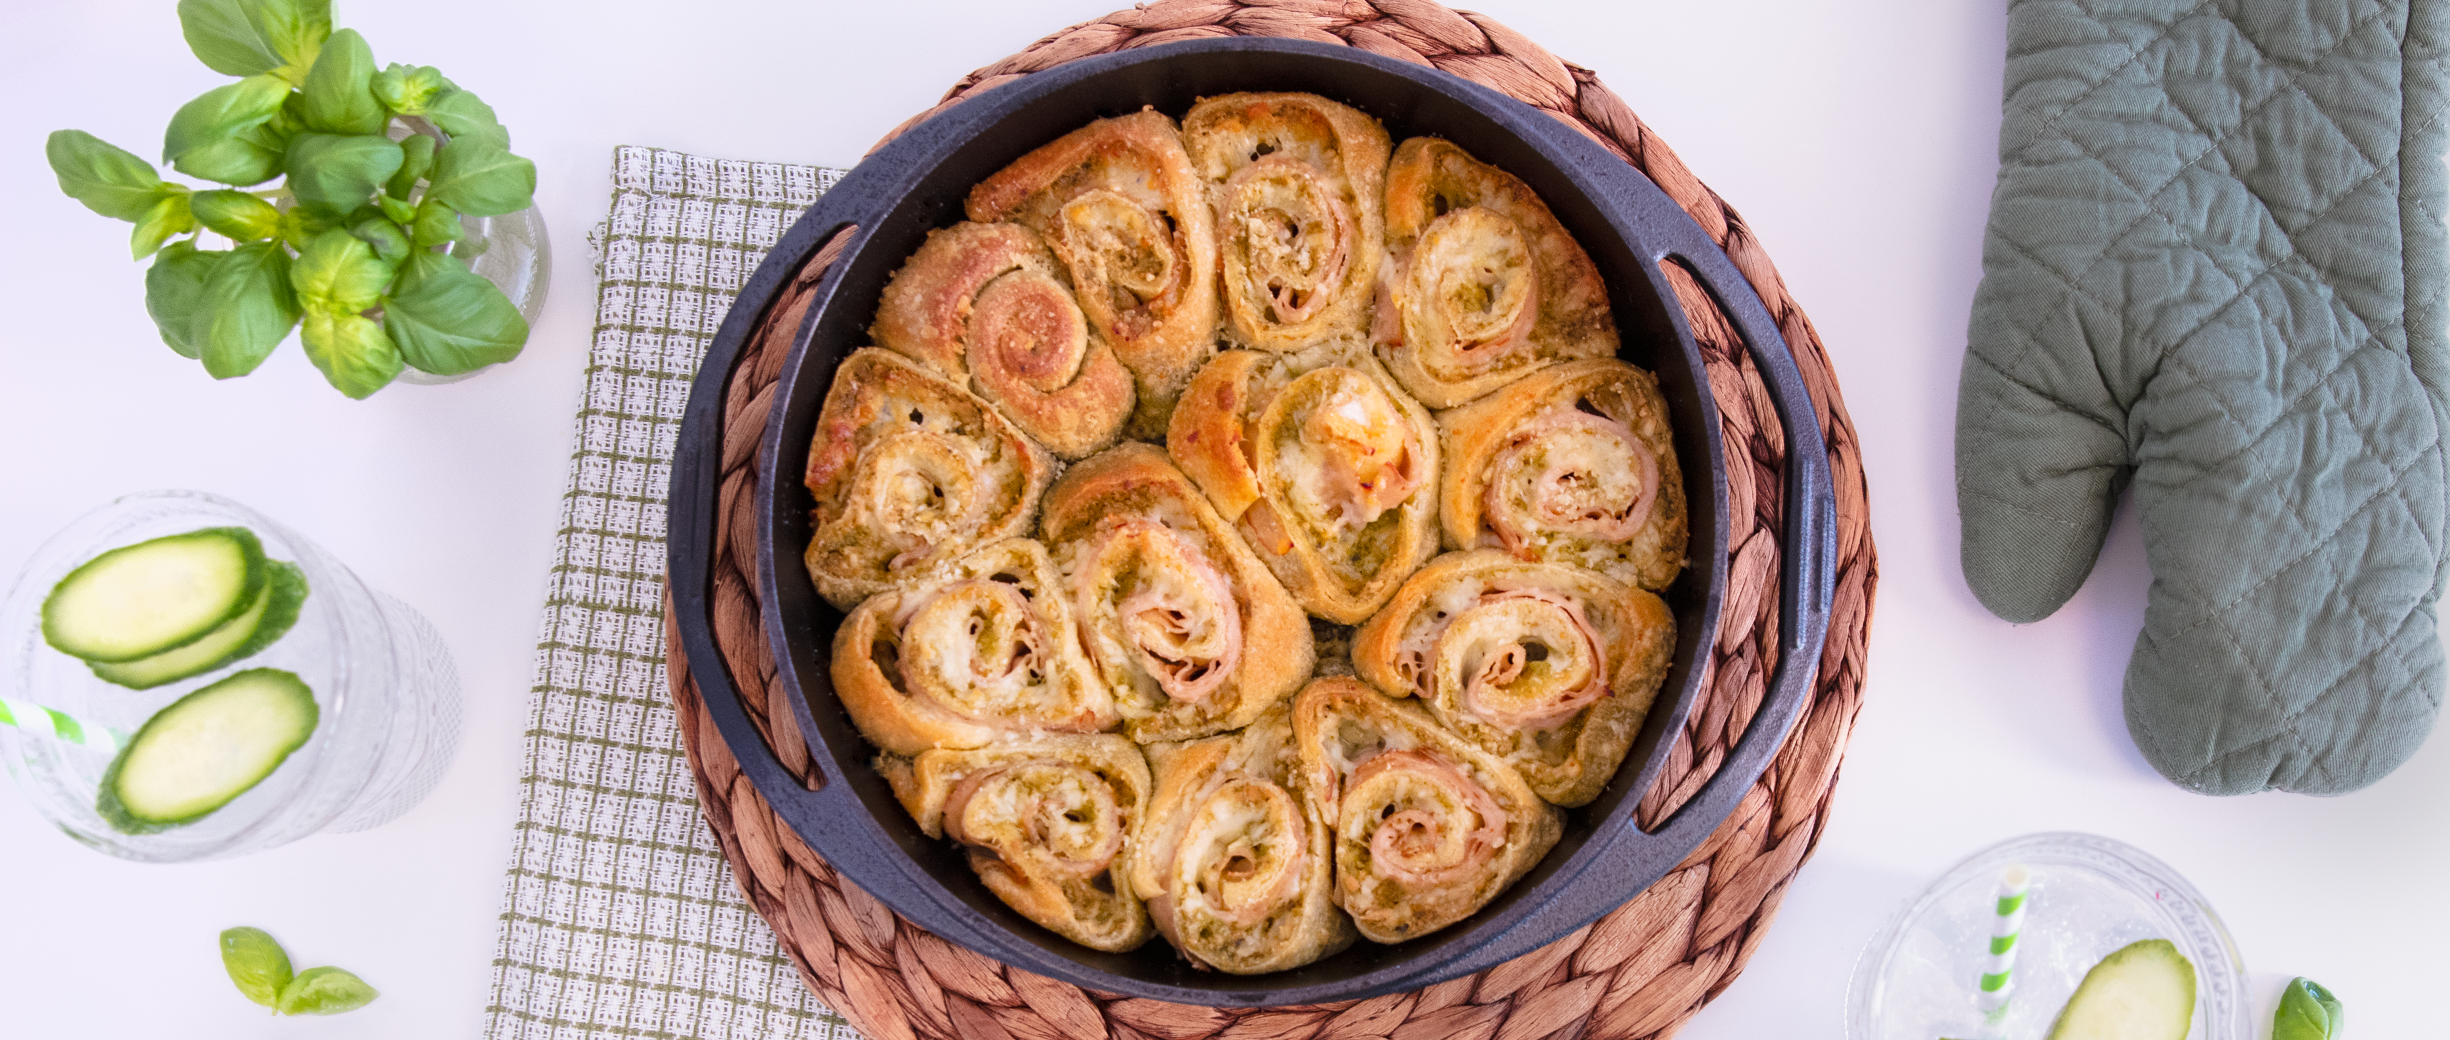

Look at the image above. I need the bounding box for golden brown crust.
[1375,138,1618,408]
[870,222,1134,459]
[830,539,1114,755]
[1166,350,1272,521]
[1351,549,1674,806]
[1290,677,1559,943]
[1129,705,1355,973]
[802,349,1054,609]
[1041,444,1314,742]
[967,110,1220,438]
[1438,358,1687,591]
[1182,92,1391,353]
[1166,346,1441,624]
[879,735,1154,952]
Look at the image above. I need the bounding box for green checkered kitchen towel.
[483,146,862,1040]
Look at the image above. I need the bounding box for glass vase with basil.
[44,0,537,398]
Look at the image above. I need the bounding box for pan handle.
[1431,125,1839,979]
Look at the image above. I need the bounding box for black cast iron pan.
[668,37,1836,1006]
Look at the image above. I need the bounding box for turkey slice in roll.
[833,538,1115,755]
[1353,549,1675,807]
[1169,344,1441,623]
[1043,444,1315,743]
[803,348,1055,609]
[1182,92,1391,353]
[968,110,1219,438]
[1292,676,1560,943]
[1374,138,1618,408]
[1131,704,1355,973]
[1439,358,1687,592]
[878,734,1154,952]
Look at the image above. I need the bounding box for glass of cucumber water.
[0,490,461,861]
[1847,832,2250,1040]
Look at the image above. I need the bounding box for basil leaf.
[2273,978,2343,1040]
[277,205,332,251]
[282,133,402,216]
[376,193,415,225]
[386,134,436,199]
[273,964,379,1016]
[174,136,285,187]
[163,74,289,163]
[299,308,402,399]
[426,140,533,217]
[385,251,527,374]
[372,63,447,116]
[177,0,281,77]
[195,240,301,378]
[217,926,293,1010]
[221,96,304,174]
[145,241,221,359]
[292,228,395,311]
[243,0,332,83]
[298,28,383,135]
[130,191,197,259]
[190,189,281,241]
[424,86,509,150]
[46,131,171,221]
[409,197,463,249]
[275,89,311,136]
[351,216,410,266]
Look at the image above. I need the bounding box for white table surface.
[1,2,2439,1037]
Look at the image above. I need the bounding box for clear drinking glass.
[0,490,462,861]
[1847,832,2249,1040]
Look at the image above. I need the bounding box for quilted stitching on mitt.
[1957,0,2449,794]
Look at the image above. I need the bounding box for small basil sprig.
[46,0,534,399]
[219,925,379,1016]
[2273,977,2344,1040]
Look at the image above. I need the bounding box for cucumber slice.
[43,527,267,663]
[96,668,319,834]
[88,561,309,690]
[2045,939,2197,1040]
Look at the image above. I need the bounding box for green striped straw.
[0,696,122,755]
[1975,863,2032,1031]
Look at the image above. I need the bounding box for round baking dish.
[667,37,1835,1006]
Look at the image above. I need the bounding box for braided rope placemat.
[659,3,1878,1038]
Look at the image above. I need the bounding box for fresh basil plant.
[46,0,536,398]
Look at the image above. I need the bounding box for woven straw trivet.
[657,3,1879,1038]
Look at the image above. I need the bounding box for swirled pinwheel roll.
[968,110,1220,438]
[1042,444,1315,743]
[871,222,1134,459]
[878,735,1154,952]
[1373,138,1618,408]
[1181,92,1391,353]
[1291,677,1559,943]
[1352,549,1674,807]
[831,538,1114,755]
[1439,358,1687,591]
[1128,704,1355,973]
[1167,346,1440,624]
[802,349,1055,609]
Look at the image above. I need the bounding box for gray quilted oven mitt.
[1958,0,2450,794]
